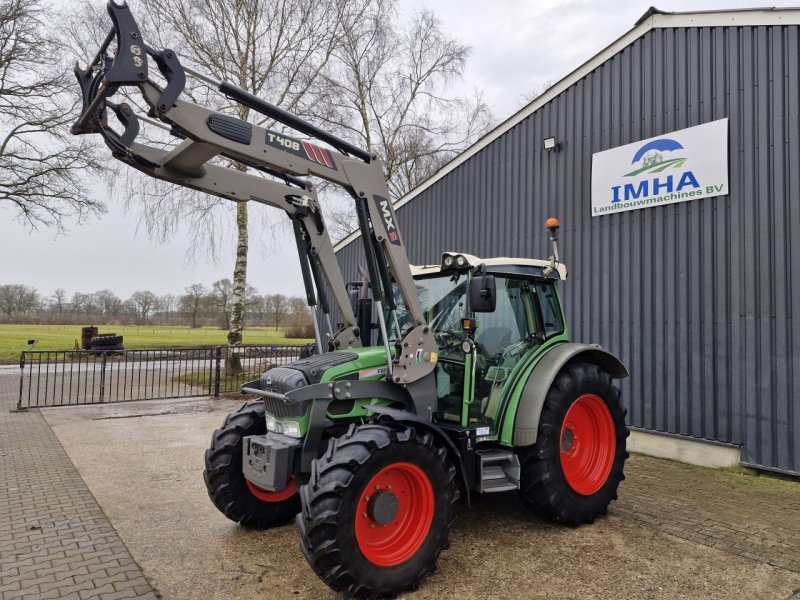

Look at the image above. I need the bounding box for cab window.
[534,282,564,337]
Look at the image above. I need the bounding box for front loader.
[72,4,630,598]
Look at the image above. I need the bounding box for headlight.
[456,255,467,267]
[265,414,278,432]
[443,255,454,267]
[264,414,302,438]
[282,421,302,438]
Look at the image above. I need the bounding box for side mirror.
[469,272,496,313]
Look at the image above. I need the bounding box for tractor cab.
[396,254,569,437]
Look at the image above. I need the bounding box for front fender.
[511,343,628,447]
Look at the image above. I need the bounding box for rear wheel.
[203,401,300,528]
[517,362,628,526]
[298,423,458,598]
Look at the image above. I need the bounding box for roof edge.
[635,6,669,26]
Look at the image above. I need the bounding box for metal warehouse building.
[334,7,800,476]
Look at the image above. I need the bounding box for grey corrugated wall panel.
[335,25,800,475]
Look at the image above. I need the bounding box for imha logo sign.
[591,119,728,216]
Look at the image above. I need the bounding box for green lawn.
[0,324,313,363]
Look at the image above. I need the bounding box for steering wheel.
[433,330,462,351]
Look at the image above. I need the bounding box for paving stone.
[0,377,157,599]
[616,453,800,573]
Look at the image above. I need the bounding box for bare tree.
[519,78,555,108]
[245,286,266,323]
[318,0,492,237]
[95,289,122,316]
[265,293,290,330]
[69,291,96,317]
[158,293,178,324]
[210,279,233,330]
[181,283,207,329]
[0,0,105,231]
[128,290,158,323]
[0,283,39,317]
[51,288,66,314]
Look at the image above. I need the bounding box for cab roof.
[409,253,568,280]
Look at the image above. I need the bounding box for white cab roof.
[410,253,568,280]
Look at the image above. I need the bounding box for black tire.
[298,423,459,599]
[90,335,123,348]
[203,401,300,528]
[517,361,629,526]
[90,345,124,354]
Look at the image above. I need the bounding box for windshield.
[394,274,467,339]
[391,272,563,431]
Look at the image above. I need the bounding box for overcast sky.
[3,0,796,301]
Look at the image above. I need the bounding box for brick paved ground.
[616,453,800,574]
[0,373,158,600]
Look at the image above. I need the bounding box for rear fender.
[509,343,628,447]
[364,405,470,507]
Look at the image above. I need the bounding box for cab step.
[475,448,520,493]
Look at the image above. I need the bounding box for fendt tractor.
[72,3,630,597]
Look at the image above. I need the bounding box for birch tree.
[1,0,104,230]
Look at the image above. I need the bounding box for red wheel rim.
[246,478,297,503]
[559,393,616,495]
[354,462,434,567]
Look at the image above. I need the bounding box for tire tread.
[298,423,458,599]
[517,362,629,526]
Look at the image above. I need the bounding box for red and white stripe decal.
[301,140,334,169]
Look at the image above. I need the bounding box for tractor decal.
[300,140,335,169]
[624,138,687,176]
[265,130,337,170]
[375,195,401,245]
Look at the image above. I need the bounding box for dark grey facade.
[335,18,800,475]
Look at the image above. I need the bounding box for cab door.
[467,276,538,433]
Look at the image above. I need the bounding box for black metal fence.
[16,345,305,409]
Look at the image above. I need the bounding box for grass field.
[0,324,313,363]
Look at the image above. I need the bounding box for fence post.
[16,352,27,411]
[98,352,107,404]
[213,346,222,398]
[208,348,214,397]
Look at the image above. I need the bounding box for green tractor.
[204,225,629,597]
[70,5,629,596]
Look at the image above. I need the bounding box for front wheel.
[203,401,300,528]
[297,423,459,598]
[517,362,628,526]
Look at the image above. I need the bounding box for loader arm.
[70,0,438,383]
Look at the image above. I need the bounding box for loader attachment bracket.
[71,0,185,143]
